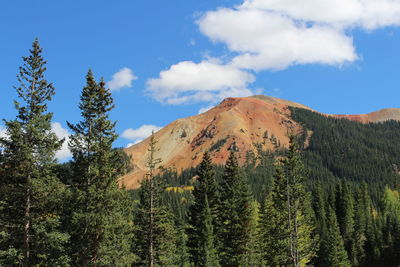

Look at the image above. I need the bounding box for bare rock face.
[121,95,400,189]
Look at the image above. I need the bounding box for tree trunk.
[286,171,294,266]
[293,205,299,267]
[149,174,154,267]
[23,177,31,267]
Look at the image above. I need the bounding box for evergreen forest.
[2,40,400,267]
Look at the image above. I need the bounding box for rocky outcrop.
[121,95,400,189]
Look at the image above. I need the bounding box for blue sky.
[1,0,400,160]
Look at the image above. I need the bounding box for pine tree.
[259,135,316,267]
[67,70,135,265]
[312,182,329,266]
[218,151,254,266]
[352,186,367,266]
[335,181,355,264]
[187,152,220,266]
[133,132,177,266]
[174,225,190,267]
[260,164,291,266]
[195,196,220,267]
[313,182,328,237]
[245,200,262,266]
[322,207,351,267]
[282,134,317,267]
[0,39,70,266]
[361,182,380,264]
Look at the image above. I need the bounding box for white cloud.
[241,0,400,30]
[146,60,255,104]
[199,7,357,71]
[107,67,138,91]
[197,0,400,72]
[121,124,162,146]
[0,126,6,139]
[145,0,400,106]
[51,122,72,161]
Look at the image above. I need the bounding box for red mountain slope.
[121,95,400,189]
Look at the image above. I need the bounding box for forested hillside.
[141,107,400,266]
[290,107,400,191]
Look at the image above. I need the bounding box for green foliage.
[133,133,177,266]
[134,178,177,266]
[0,39,70,266]
[217,151,255,266]
[290,106,400,192]
[322,207,351,267]
[3,41,400,267]
[245,200,262,266]
[66,70,135,265]
[352,185,367,266]
[335,181,356,264]
[259,136,316,267]
[283,135,317,267]
[208,137,228,152]
[245,143,276,203]
[187,152,220,266]
[290,106,400,265]
[259,165,291,266]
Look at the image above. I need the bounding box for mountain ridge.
[121,95,400,189]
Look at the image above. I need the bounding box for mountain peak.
[121,95,400,189]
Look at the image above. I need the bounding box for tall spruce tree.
[133,132,177,267]
[245,200,262,266]
[67,70,135,265]
[187,152,220,266]
[260,164,291,266]
[352,186,367,266]
[218,151,254,266]
[312,181,329,266]
[0,39,70,266]
[359,182,379,264]
[283,135,317,267]
[322,207,351,267]
[335,181,356,264]
[260,135,316,267]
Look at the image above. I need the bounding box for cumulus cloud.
[146,0,400,105]
[51,122,72,161]
[241,0,400,30]
[0,125,6,139]
[107,67,138,91]
[121,124,162,146]
[198,6,357,71]
[147,60,255,104]
[198,0,400,71]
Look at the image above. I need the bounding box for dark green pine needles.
[0,39,70,266]
[218,151,254,266]
[259,135,316,267]
[66,70,135,266]
[187,151,220,266]
[323,207,351,267]
[133,132,177,267]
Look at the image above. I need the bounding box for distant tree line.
[1,40,400,267]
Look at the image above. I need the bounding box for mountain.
[121,95,400,189]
